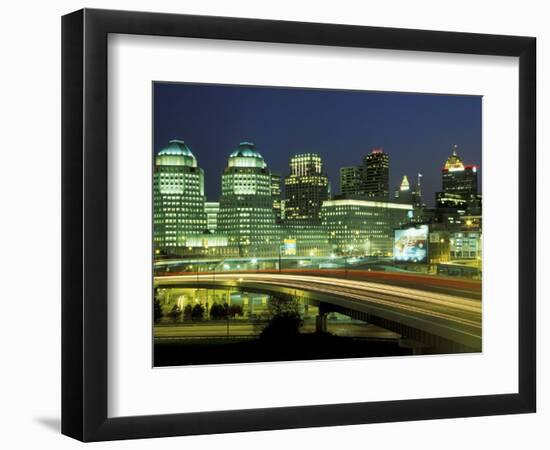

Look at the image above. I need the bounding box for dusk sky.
[153,82,482,206]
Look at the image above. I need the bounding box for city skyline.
[153,82,482,206]
[152,82,483,365]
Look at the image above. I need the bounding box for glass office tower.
[284,153,329,223]
[218,142,281,257]
[441,144,478,197]
[363,147,390,199]
[153,139,206,255]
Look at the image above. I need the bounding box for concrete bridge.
[154,273,482,354]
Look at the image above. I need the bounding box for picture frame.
[61,8,536,442]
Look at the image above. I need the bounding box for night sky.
[153,82,481,206]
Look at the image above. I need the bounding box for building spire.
[400,175,410,191]
[444,145,464,171]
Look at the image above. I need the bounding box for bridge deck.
[155,273,482,351]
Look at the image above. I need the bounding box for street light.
[211,262,216,305]
[225,297,230,338]
[345,245,354,277]
[344,254,348,277]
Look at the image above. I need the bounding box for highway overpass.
[154,273,482,354]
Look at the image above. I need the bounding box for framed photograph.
[62,8,536,441]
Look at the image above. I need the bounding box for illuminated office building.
[270,173,282,223]
[205,202,219,232]
[282,222,331,257]
[321,198,412,256]
[153,139,206,254]
[363,147,390,199]
[441,145,478,197]
[338,148,390,199]
[436,192,467,210]
[435,145,481,216]
[414,173,423,202]
[280,199,287,221]
[340,166,365,197]
[284,153,329,223]
[217,142,281,257]
[450,215,482,261]
[394,175,413,203]
[450,232,482,260]
[392,175,426,228]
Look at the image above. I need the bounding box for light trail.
[159,273,481,313]
[249,279,481,330]
[156,273,481,326]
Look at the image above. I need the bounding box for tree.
[183,304,193,321]
[209,303,227,320]
[154,296,163,323]
[191,303,205,322]
[167,304,181,323]
[261,296,303,340]
[267,296,301,317]
[228,304,243,318]
[260,312,302,339]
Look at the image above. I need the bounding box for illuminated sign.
[283,239,297,256]
[393,225,428,263]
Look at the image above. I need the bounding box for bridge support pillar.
[399,338,429,355]
[243,292,252,317]
[315,314,327,333]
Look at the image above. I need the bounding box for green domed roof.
[156,139,197,167]
[229,142,262,158]
[228,142,266,168]
[158,139,194,157]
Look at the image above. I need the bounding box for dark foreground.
[154,334,411,367]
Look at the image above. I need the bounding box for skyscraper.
[441,144,478,197]
[439,144,480,213]
[414,173,423,207]
[394,175,413,204]
[270,173,282,223]
[153,139,206,254]
[363,147,390,199]
[340,166,365,197]
[217,142,280,257]
[284,153,329,223]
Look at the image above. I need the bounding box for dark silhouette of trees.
[191,303,205,322]
[183,304,193,321]
[209,303,226,319]
[208,303,243,319]
[261,296,303,340]
[154,296,163,323]
[167,304,181,323]
[228,304,243,318]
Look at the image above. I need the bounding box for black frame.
[62,8,536,442]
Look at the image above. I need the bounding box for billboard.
[393,225,428,263]
[283,239,297,256]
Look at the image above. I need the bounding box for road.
[154,321,401,339]
[155,272,482,350]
